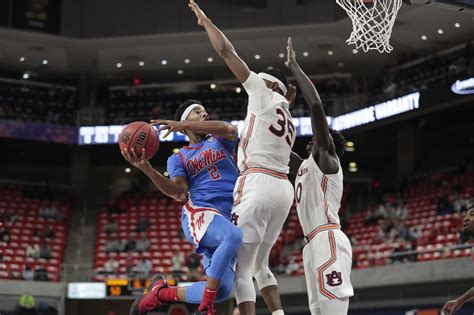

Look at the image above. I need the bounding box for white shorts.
[303,227,354,309]
[232,170,293,244]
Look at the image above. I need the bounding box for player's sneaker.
[194,304,216,315]
[130,275,168,315]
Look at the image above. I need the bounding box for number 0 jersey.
[238,71,296,174]
[295,154,343,236]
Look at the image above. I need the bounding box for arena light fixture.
[437,29,444,35]
[172,148,180,154]
[278,53,285,58]
[348,162,358,172]
[22,73,29,79]
[163,171,169,177]
[210,83,216,89]
[138,61,145,67]
[254,54,261,60]
[19,57,25,62]
[352,49,358,54]
[125,168,131,173]
[303,51,309,57]
[116,62,122,68]
[327,50,334,56]
[42,59,48,65]
[177,69,184,75]
[207,57,214,63]
[161,60,168,65]
[236,87,242,93]
[421,35,428,40]
[345,141,355,152]
[184,58,190,64]
[337,62,344,67]
[454,22,461,28]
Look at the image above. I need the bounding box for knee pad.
[254,266,277,290]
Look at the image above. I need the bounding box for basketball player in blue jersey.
[123,99,243,315]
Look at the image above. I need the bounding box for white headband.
[180,104,204,122]
[258,72,288,96]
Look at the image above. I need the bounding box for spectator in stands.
[6,208,16,224]
[134,217,149,232]
[410,225,423,240]
[39,241,53,259]
[437,193,454,215]
[34,264,49,281]
[26,244,40,258]
[383,79,398,98]
[0,227,10,243]
[17,292,36,315]
[125,253,134,275]
[44,225,55,239]
[397,222,411,241]
[187,252,201,281]
[172,250,184,280]
[285,257,298,275]
[394,202,409,221]
[135,234,150,252]
[104,257,119,274]
[135,258,152,279]
[124,237,135,252]
[453,193,469,213]
[104,219,117,234]
[23,264,34,280]
[105,235,121,253]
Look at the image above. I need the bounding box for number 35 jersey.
[238,71,296,174]
[295,154,343,236]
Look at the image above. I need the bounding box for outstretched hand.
[150,119,186,138]
[285,37,297,69]
[441,299,461,315]
[188,0,208,27]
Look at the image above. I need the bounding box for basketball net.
[336,0,403,53]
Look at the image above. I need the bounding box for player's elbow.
[227,125,238,139]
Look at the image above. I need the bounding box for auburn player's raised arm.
[188,0,250,84]
[121,148,188,201]
[285,37,339,174]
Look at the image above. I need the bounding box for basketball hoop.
[336,0,404,53]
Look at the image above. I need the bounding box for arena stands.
[104,75,353,125]
[0,184,72,282]
[94,167,473,281]
[0,78,77,126]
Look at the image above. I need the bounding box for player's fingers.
[130,148,139,160]
[158,125,170,131]
[141,148,146,159]
[122,148,130,160]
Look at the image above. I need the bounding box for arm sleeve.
[242,71,273,112]
[167,153,186,180]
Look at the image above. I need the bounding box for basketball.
[118,121,159,160]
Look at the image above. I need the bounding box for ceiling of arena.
[0,0,472,82]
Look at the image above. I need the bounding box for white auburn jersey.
[237,71,295,174]
[295,154,343,236]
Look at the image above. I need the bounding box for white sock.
[272,310,285,315]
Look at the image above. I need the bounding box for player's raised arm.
[285,37,339,173]
[121,148,188,201]
[151,119,238,141]
[188,0,250,83]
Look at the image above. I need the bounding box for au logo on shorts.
[326,271,343,287]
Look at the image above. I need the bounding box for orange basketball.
[118,121,159,160]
